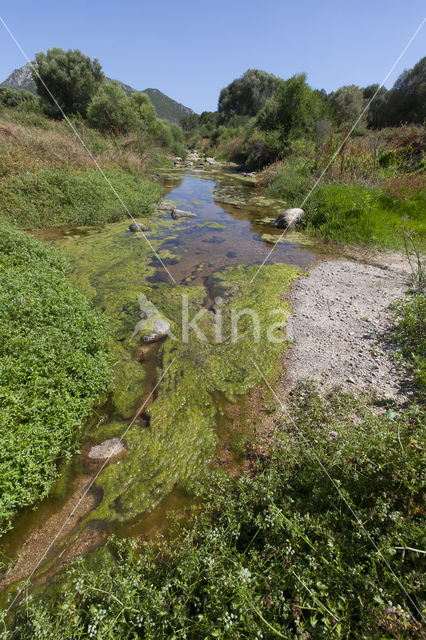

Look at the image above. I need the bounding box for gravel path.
[283,254,413,403]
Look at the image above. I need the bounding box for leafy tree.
[87,82,140,133]
[363,84,388,128]
[218,69,281,121]
[386,56,426,125]
[257,73,326,139]
[329,84,365,125]
[130,91,157,128]
[180,112,200,131]
[32,48,104,118]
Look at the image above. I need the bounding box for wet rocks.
[88,438,126,460]
[142,317,171,343]
[157,201,175,211]
[129,222,147,233]
[270,208,304,229]
[171,208,197,220]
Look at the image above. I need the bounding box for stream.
[0,165,317,604]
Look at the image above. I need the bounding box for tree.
[386,56,426,125]
[257,74,325,139]
[329,85,365,125]
[87,82,140,133]
[180,113,200,131]
[130,92,157,129]
[32,48,104,118]
[363,84,388,128]
[218,69,281,121]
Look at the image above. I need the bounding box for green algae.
[197,221,227,229]
[92,263,298,524]
[57,198,299,527]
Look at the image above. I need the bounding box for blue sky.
[0,1,424,113]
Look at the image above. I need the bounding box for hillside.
[2,62,195,124]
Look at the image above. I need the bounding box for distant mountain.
[1,63,195,124]
[1,62,36,93]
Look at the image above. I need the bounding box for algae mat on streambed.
[59,214,299,525]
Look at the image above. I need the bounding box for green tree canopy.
[386,56,426,125]
[32,48,104,118]
[87,82,141,134]
[218,69,281,121]
[329,84,365,125]
[257,73,326,139]
[130,91,157,128]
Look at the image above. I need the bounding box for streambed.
[0,166,316,601]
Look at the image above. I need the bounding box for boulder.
[142,317,171,343]
[270,208,304,229]
[129,221,147,233]
[88,438,126,460]
[171,208,197,220]
[157,202,175,211]
[206,157,218,166]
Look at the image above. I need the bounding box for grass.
[0,109,164,229]
[301,183,426,250]
[5,385,424,639]
[0,225,111,535]
[1,167,162,229]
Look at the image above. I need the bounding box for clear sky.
[0,1,424,113]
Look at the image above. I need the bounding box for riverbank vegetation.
[6,371,425,638]
[0,225,111,535]
[183,61,425,250]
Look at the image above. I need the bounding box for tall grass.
[0,109,164,229]
[302,183,426,249]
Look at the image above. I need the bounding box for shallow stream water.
[0,166,316,603]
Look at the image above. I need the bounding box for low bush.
[392,293,426,395]
[0,225,111,535]
[7,385,424,638]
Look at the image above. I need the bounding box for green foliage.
[391,294,426,395]
[258,74,327,140]
[302,183,426,249]
[87,81,141,133]
[0,225,111,535]
[265,155,314,202]
[329,84,365,126]
[385,57,426,127]
[32,48,104,118]
[130,91,157,128]
[218,69,282,121]
[0,87,41,113]
[8,387,424,638]
[0,167,162,229]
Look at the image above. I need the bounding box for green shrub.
[0,225,111,535]
[265,156,314,203]
[0,167,162,229]
[391,293,426,395]
[87,82,140,134]
[7,386,424,638]
[0,88,41,113]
